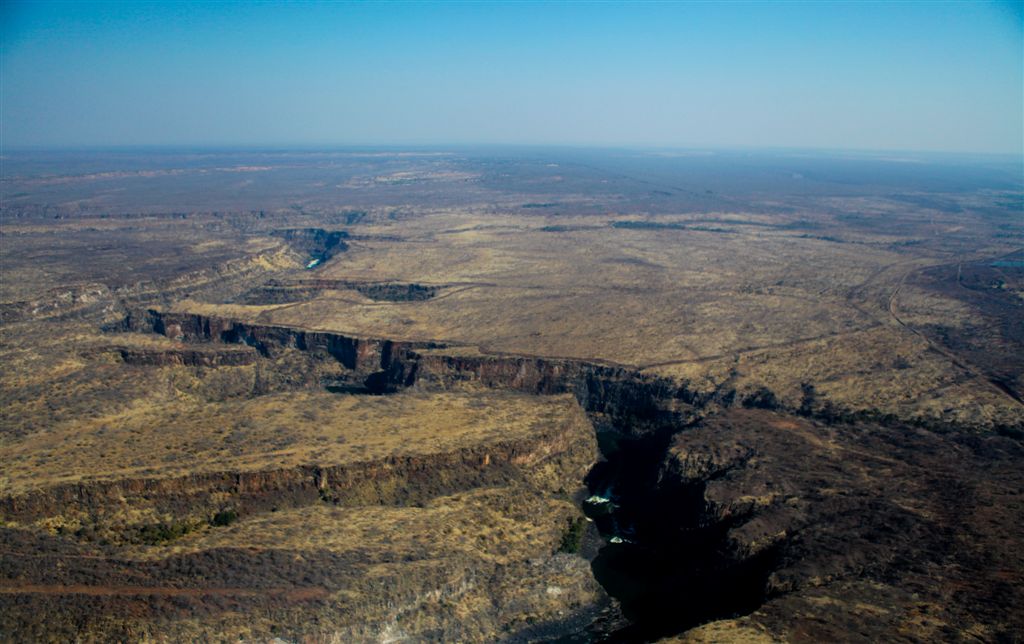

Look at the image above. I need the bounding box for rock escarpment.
[271,227,350,264]
[107,309,1024,641]
[0,386,603,642]
[7,309,1021,642]
[0,404,594,528]
[119,308,716,428]
[107,345,258,367]
[237,279,442,304]
[656,409,1024,642]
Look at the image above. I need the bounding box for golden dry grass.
[147,210,1023,427]
[1,388,586,494]
[133,487,578,566]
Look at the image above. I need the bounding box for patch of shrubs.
[136,509,239,544]
[210,509,238,527]
[137,520,195,545]
[995,424,1024,441]
[557,516,587,554]
[741,387,780,410]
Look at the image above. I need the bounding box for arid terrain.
[1,148,1022,642]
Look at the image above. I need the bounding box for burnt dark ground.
[911,251,1024,405]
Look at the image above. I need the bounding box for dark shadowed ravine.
[555,419,778,642]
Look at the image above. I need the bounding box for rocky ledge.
[658,409,1024,642]
[0,389,605,642]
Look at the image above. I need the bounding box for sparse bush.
[995,424,1024,441]
[557,516,586,554]
[798,382,816,416]
[741,387,779,410]
[892,356,912,370]
[210,509,238,527]
[137,520,194,544]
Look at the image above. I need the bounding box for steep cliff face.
[0,386,603,642]
[237,279,442,304]
[419,353,699,411]
[649,409,1024,642]
[96,311,771,639]
[118,309,435,385]
[90,310,1024,642]
[120,309,715,431]
[0,415,593,529]
[271,227,349,264]
[107,346,259,367]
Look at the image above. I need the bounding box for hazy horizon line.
[3,142,1022,162]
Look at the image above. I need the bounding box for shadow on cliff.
[580,419,779,642]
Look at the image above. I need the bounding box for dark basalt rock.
[271,228,349,265]
[101,311,1024,641]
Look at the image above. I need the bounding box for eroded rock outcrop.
[105,345,258,367]
[655,408,1024,642]
[62,310,1024,642]
[236,279,442,304]
[1,410,593,527]
[271,227,349,264]
[119,309,716,431]
[0,387,604,642]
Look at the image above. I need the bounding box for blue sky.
[2,1,1021,153]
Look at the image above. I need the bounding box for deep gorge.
[111,309,785,640]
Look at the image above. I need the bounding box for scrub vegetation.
[1,149,1021,641]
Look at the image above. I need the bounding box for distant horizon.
[3,1,1021,155]
[3,141,1022,163]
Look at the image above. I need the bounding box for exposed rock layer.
[119,309,713,426]
[6,310,1022,642]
